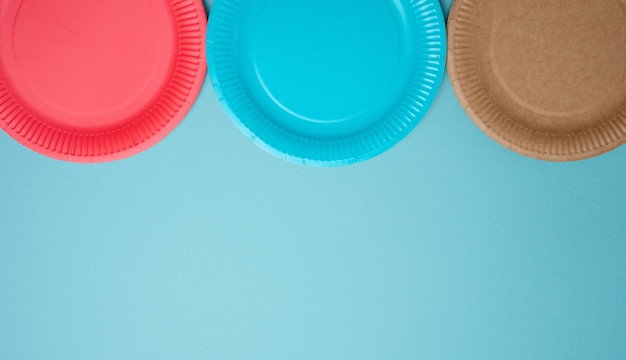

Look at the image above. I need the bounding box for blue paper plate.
[207,0,446,166]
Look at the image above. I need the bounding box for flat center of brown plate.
[490,0,626,118]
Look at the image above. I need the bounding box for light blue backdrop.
[1,1,625,359]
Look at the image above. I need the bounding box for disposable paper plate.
[448,0,626,161]
[0,0,207,162]
[207,0,446,166]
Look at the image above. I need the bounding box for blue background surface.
[1,1,625,359]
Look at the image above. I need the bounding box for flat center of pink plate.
[4,0,176,129]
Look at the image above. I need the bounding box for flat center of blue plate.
[240,0,408,137]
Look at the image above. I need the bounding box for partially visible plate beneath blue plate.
[207,0,446,166]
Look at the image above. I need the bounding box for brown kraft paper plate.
[448,0,626,161]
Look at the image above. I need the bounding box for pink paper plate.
[0,0,206,162]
